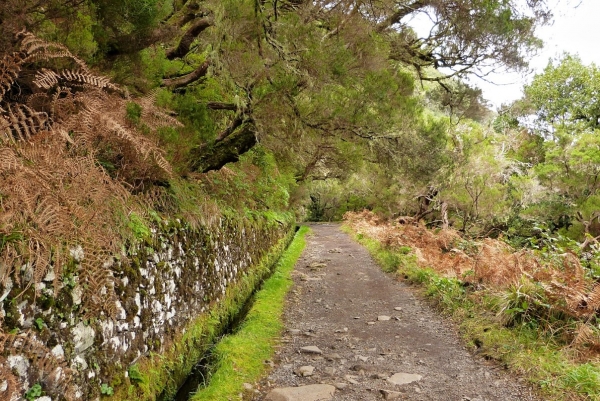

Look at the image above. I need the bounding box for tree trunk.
[166,18,213,60]
[190,121,257,173]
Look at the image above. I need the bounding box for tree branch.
[189,121,258,173]
[166,18,213,60]
[376,0,429,33]
[162,60,210,89]
[206,102,238,111]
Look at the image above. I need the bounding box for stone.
[308,262,327,270]
[324,353,342,361]
[380,389,403,399]
[289,329,301,335]
[43,269,56,282]
[334,383,348,390]
[377,315,391,321]
[394,307,403,311]
[296,365,315,377]
[51,344,64,359]
[36,397,52,401]
[72,286,83,306]
[72,322,95,354]
[264,384,335,401]
[7,355,29,378]
[300,346,323,355]
[372,373,390,380]
[367,322,375,325]
[243,383,253,390]
[344,375,359,385]
[323,366,336,376]
[387,373,423,386]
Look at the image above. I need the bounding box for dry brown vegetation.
[0,31,177,398]
[345,210,600,352]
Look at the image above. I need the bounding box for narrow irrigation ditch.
[171,226,308,401]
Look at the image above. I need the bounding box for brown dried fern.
[0,356,18,401]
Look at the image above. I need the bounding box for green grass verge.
[343,225,600,401]
[189,226,309,401]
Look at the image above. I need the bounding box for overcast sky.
[471,0,599,109]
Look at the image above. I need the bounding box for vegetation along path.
[258,224,540,401]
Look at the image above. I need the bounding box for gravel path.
[255,223,542,401]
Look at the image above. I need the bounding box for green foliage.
[101,383,115,396]
[126,102,143,125]
[128,364,145,384]
[24,383,43,401]
[524,54,600,134]
[34,317,45,331]
[127,213,151,240]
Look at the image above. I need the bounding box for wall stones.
[0,214,293,400]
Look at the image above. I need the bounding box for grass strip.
[343,225,600,401]
[190,225,309,401]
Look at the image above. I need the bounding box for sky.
[471,0,600,109]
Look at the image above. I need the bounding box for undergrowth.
[190,226,309,400]
[343,224,600,401]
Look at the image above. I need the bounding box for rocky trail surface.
[255,223,541,401]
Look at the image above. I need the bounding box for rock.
[367,322,375,325]
[334,383,348,390]
[324,353,342,361]
[372,373,390,380]
[51,344,64,359]
[72,322,95,354]
[394,307,403,311]
[243,383,253,390]
[380,389,403,399]
[308,262,327,270]
[296,365,315,377]
[377,315,391,321]
[265,384,335,401]
[35,397,52,401]
[300,346,323,355]
[356,355,369,362]
[344,374,360,384]
[288,329,301,335]
[387,373,423,386]
[323,367,336,376]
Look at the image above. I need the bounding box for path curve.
[257,223,541,401]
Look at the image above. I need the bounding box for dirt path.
[256,223,541,401]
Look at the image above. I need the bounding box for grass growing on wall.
[343,225,600,401]
[190,226,309,401]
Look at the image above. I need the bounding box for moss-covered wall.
[0,213,294,401]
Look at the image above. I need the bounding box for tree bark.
[190,121,258,173]
[206,102,238,111]
[162,60,210,89]
[166,18,212,60]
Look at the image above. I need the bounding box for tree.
[522,55,600,135]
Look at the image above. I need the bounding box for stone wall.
[0,214,294,401]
